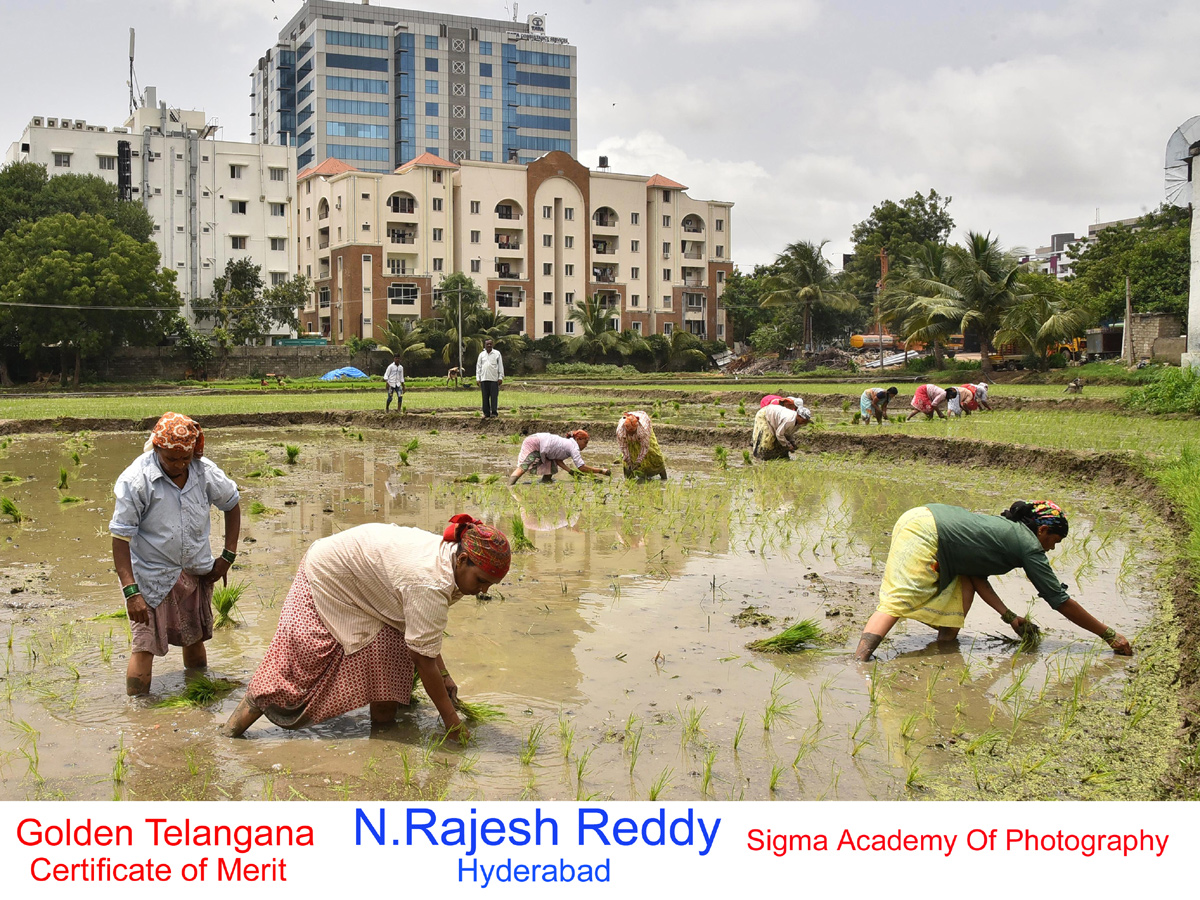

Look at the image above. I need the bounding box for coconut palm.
[759,240,858,352]
[375,318,434,366]
[566,295,627,364]
[995,279,1088,370]
[880,242,959,369]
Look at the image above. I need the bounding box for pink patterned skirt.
[131,571,213,657]
[911,385,940,415]
[245,566,414,728]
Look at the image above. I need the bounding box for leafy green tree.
[995,273,1088,370]
[0,213,179,386]
[170,315,216,380]
[1065,205,1191,325]
[472,306,529,358]
[881,242,959,369]
[0,162,153,241]
[760,240,858,352]
[376,318,434,366]
[192,259,301,345]
[423,272,488,365]
[566,295,627,363]
[718,265,776,343]
[663,329,709,371]
[843,189,954,302]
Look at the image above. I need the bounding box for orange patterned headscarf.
[620,414,640,435]
[443,514,511,581]
[150,412,204,457]
[570,429,589,444]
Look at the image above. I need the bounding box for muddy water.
[0,427,1166,801]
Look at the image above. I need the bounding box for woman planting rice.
[906,384,958,420]
[854,500,1132,661]
[759,394,800,409]
[959,382,992,413]
[222,515,510,739]
[507,430,612,485]
[616,411,668,481]
[860,386,898,425]
[751,402,813,460]
[110,412,241,695]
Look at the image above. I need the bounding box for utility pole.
[877,248,889,370]
[1123,274,1134,366]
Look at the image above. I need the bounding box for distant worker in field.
[906,384,957,420]
[616,410,668,481]
[854,500,1132,661]
[959,382,992,412]
[860,386,899,425]
[751,401,813,460]
[476,338,504,419]
[110,412,242,695]
[508,430,612,485]
[759,394,802,410]
[384,354,405,413]
[221,515,510,740]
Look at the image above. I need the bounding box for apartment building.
[252,1,577,174]
[5,88,297,333]
[295,150,732,344]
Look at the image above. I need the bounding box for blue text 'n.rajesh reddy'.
[355,807,722,857]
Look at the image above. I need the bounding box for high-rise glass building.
[251,1,577,173]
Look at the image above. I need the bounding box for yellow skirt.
[876,506,964,629]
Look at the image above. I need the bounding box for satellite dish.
[1164,115,1200,207]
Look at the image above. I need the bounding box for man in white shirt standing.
[476,338,504,419]
[384,354,405,413]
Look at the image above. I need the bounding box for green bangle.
[440,670,450,678]
[122,583,141,599]
[1100,626,1117,643]
[221,548,237,564]
[1000,610,1016,624]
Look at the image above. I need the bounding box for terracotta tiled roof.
[646,173,688,190]
[297,158,358,180]
[395,151,459,174]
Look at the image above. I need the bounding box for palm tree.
[473,306,529,358]
[375,318,434,367]
[880,242,958,369]
[995,280,1088,371]
[760,240,858,352]
[566,295,627,364]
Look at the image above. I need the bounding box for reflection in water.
[0,428,1164,801]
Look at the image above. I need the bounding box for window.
[426,101,439,116]
[231,236,247,250]
[479,106,492,121]
[231,200,247,214]
[432,258,443,271]
[663,269,671,281]
[426,124,439,140]
[632,321,642,334]
[432,197,443,211]
[425,79,439,94]
[270,237,287,251]
[480,151,493,162]
[630,240,639,252]
[176,225,184,233]
[176,153,183,160]
[306,181,311,194]
[543,263,553,276]
[425,58,439,72]
[564,207,574,221]
[543,292,553,305]
[543,234,552,247]
[479,84,493,99]
[717,323,725,337]
[716,245,724,258]
[327,75,389,94]
[176,189,184,196]
[543,321,553,334]
[687,294,704,308]
[433,227,443,241]
[230,164,243,179]
[542,206,552,219]
[663,295,672,308]
[631,294,640,307]
[362,223,371,232]
[470,259,481,273]
[270,202,286,216]
[630,267,640,279]
[470,200,480,214]
[564,235,574,249]
[98,156,115,170]
[662,215,671,228]
[306,207,311,221]
[717,270,725,283]
[425,35,438,49]
[566,292,575,304]
[565,265,574,276]
[715,219,724,232]
[631,212,639,225]
[432,170,443,183]
[480,128,492,143]
[470,230,480,243]
[361,193,370,201]
[480,41,492,55]
[663,322,673,335]
[662,242,671,258]
[565,321,575,334]
[662,190,671,202]
[270,167,287,182]
[271,272,288,286]
[480,63,492,77]
[53,152,71,168]
[388,284,418,303]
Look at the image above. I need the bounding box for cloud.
[636,0,820,42]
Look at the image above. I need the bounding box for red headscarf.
[151,412,205,457]
[620,414,640,434]
[570,429,589,444]
[443,514,511,581]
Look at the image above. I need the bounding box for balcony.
[592,269,616,284]
[319,298,331,310]
[683,278,703,287]
[495,237,521,252]
[592,240,616,255]
[496,291,523,308]
[388,230,415,244]
[495,263,525,279]
[683,224,703,234]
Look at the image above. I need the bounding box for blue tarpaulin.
[320,366,369,381]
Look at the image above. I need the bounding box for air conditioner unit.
[335,198,342,209]
[60,119,71,128]
[46,118,57,128]
[74,120,86,129]
[96,126,107,132]
[86,126,96,132]
[32,117,43,127]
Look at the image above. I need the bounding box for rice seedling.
[248,500,269,515]
[742,450,752,465]
[285,444,300,464]
[558,713,575,759]
[99,631,113,663]
[509,515,535,551]
[700,748,717,794]
[904,755,924,791]
[763,676,800,731]
[399,749,417,786]
[575,746,595,786]
[57,467,69,490]
[153,675,240,708]
[626,722,644,774]
[70,451,81,466]
[458,753,480,775]
[0,474,21,483]
[212,582,248,628]
[647,767,673,800]
[746,618,823,653]
[714,446,728,469]
[112,734,129,792]
[455,700,507,723]
[1,496,24,523]
[963,728,1004,756]
[58,495,84,504]
[90,609,128,621]
[456,474,481,483]
[677,703,706,745]
[769,762,785,792]
[519,721,548,766]
[900,712,921,741]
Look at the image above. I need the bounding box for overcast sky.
[2,0,1197,269]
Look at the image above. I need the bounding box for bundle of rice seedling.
[1,496,24,523]
[212,582,248,628]
[746,618,823,653]
[455,700,508,723]
[89,609,128,621]
[153,675,241,709]
[509,515,535,552]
